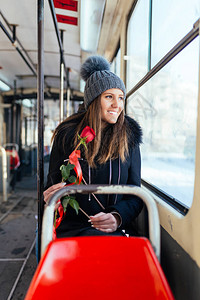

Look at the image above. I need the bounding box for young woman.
[44,56,143,238]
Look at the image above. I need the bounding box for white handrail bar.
[41,185,160,260]
[0,146,8,202]
[3,143,19,152]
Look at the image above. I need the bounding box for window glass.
[126,0,149,91]
[111,48,121,77]
[115,48,121,77]
[151,0,200,66]
[21,101,37,147]
[127,37,199,207]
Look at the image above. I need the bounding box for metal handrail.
[0,19,37,76]
[41,185,160,261]
[0,146,8,202]
[3,143,19,152]
[48,0,69,84]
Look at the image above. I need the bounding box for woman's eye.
[119,97,124,101]
[105,95,112,99]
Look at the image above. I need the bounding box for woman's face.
[100,88,124,124]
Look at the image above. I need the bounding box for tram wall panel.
[161,227,200,300]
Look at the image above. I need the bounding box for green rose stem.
[73,135,88,153]
[82,176,105,210]
[78,207,90,219]
[64,136,86,168]
[55,133,94,229]
[54,199,90,227]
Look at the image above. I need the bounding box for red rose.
[80,126,96,143]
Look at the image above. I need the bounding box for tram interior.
[0,0,200,299]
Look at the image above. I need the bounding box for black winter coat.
[45,115,143,237]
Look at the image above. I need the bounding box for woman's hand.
[89,212,120,233]
[43,182,65,210]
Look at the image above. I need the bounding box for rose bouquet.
[53,126,96,239]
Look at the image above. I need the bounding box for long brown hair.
[52,97,129,167]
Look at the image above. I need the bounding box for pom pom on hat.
[80,56,110,82]
[80,55,126,109]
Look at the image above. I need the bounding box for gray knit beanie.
[80,56,126,109]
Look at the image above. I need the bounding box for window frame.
[125,2,200,213]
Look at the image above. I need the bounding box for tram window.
[126,0,150,91]
[21,100,37,147]
[126,37,199,209]
[43,100,59,146]
[111,48,121,78]
[151,0,200,67]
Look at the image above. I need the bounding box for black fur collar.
[125,115,143,146]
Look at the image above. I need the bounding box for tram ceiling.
[0,0,130,98]
[0,0,81,96]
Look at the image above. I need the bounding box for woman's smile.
[108,111,118,115]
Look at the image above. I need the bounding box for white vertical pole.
[66,87,70,117]
[0,146,8,202]
[59,62,64,122]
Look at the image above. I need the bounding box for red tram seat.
[25,237,174,300]
[6,149,20,170]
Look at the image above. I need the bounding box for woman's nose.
[111,97,119,107]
